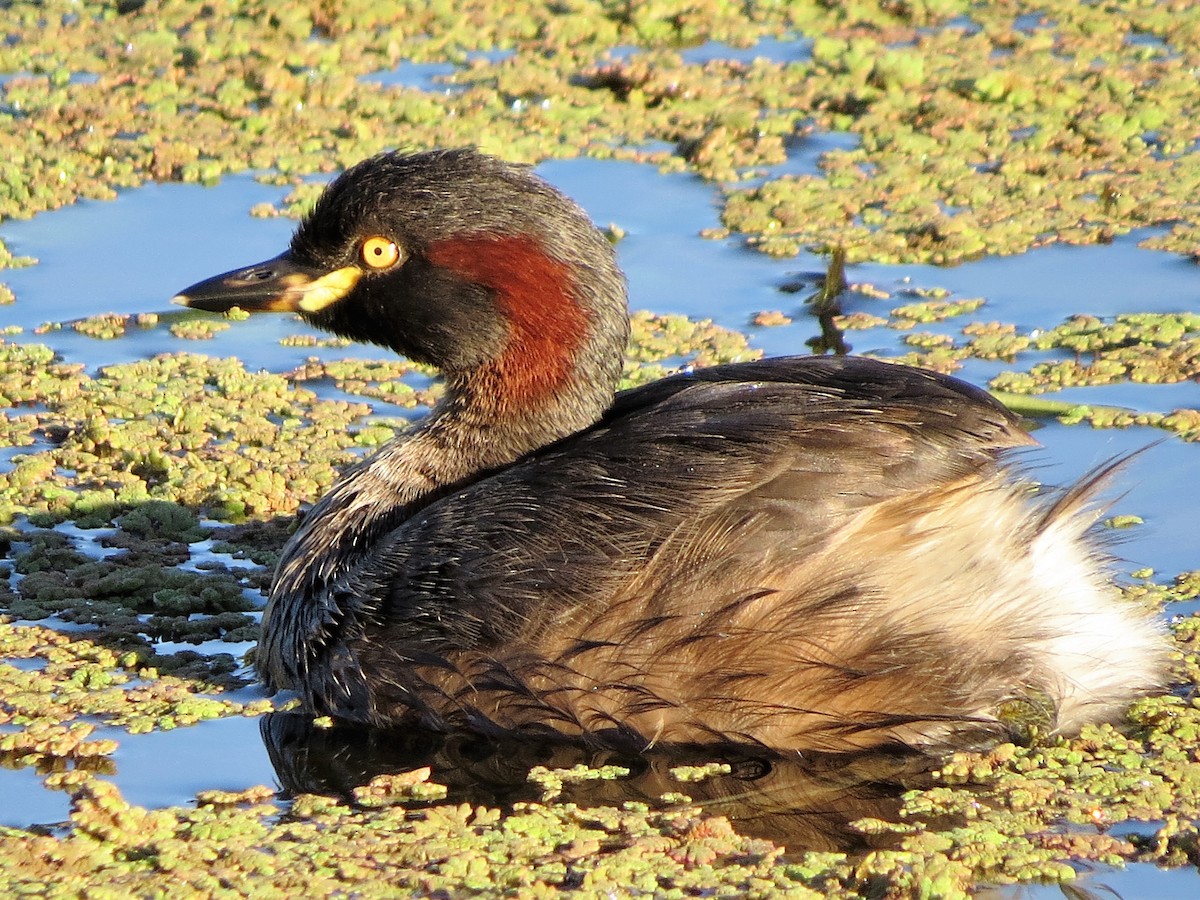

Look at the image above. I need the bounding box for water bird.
[174,148,1166,753]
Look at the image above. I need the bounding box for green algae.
[623,310,762,386]
[1,1,1198,269]
[890,298,986,324]
[0,347,370,525]
[168,319,231,340]
[73,314,128,340]
[0,773,806,898]
[0,621,269,751]
[0,1,1198,896]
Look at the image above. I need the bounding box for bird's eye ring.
[360,236,402,269]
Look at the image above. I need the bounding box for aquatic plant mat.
[2,1,1200,897]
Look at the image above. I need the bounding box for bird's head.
[174,149,629,410]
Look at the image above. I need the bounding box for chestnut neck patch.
[426,234,588,409]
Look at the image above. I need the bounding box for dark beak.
[172,252,362,314]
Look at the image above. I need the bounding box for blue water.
[985,863,1200,900]
[361,49,516,92]
[679,37,813,65]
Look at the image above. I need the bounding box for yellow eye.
[360,236,402,269]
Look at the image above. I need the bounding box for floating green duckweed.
[0,621,269,751]
[833,311,889,331]
[751,309,793,327]
[1,1,1199,896]
[1105,514,1145,530]
[0,0,1193,269]
[73,313,128,340]
[0,341,85,407]
[250,181,330,220]
[5,672,1200,900]
[279,333,352,348]
[168,319,231,340]
[623,310,761,386]
[352,768,449,807]
[527,763,634,802]
[967,312,1200,439]
[7,523,257,667]
[290,357,439,408]
[669,762,733,783]
[961,322,1032,362]
[891,298,986,324]
[0,345,371,525]
[0,771,820,898]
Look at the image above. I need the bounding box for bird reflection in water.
[259,711,948,854]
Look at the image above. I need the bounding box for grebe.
[175,149,1166,752]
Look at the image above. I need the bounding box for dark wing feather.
[338,356,1030,649]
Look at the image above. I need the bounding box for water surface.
[0,155,1196,851]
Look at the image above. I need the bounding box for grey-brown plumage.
[174,148,1167,753]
